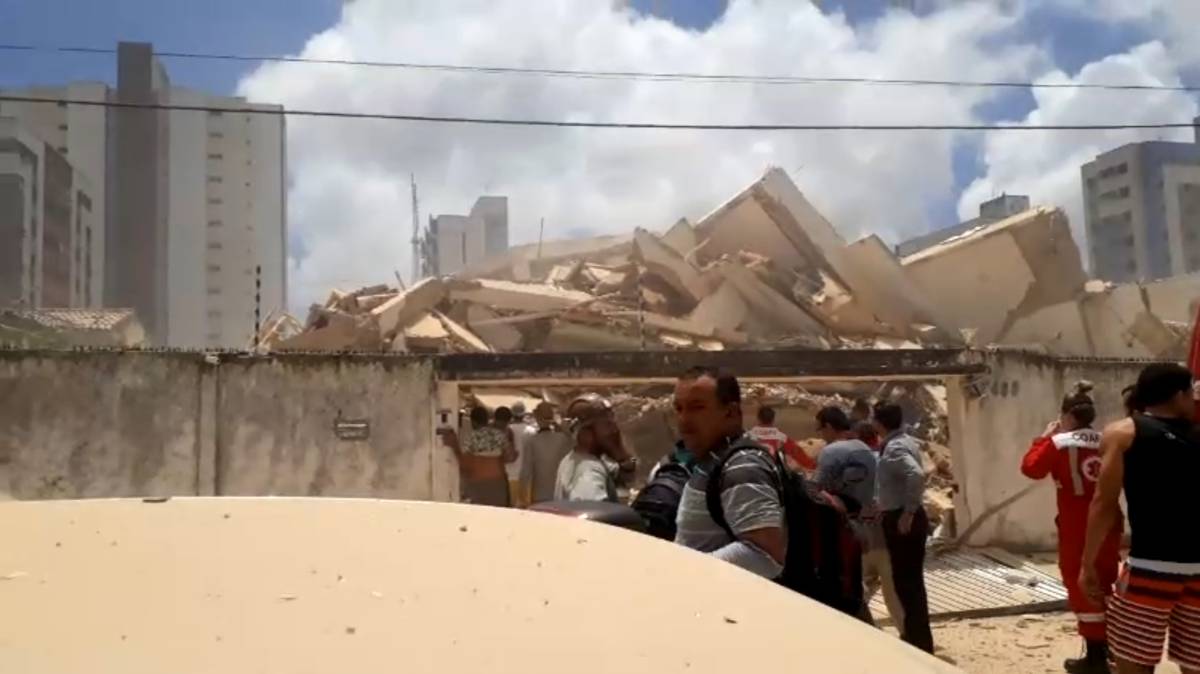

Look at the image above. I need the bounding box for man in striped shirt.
[673,367,786,580]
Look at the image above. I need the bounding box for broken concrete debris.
[281,168,1200,356]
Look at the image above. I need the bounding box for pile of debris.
[272,169,960,353]
[273,167,1199,358]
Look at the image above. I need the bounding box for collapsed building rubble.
[275,167,1200,358]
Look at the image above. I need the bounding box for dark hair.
[852,398,872,415]
[1060,380,1096,427]
[1121,384,1143,415]
[873,401,904,432]
[1134,363,1193,408]
[815,405,851,432]
[679,366,741,405]
[854,420,879,444]
[494,406,513,424]
[469,406,489,426]
[757,406,776,424]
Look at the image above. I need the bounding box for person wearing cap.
[553,394,637,502]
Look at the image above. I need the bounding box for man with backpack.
[672,366,786,579]
[670,368,863,620]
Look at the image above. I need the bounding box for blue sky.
[0,0,338,94]
[1,0,1190,233]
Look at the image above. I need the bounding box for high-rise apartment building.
[1082,121,1200,282]
[0,117,99,309]
[0,83,109,307]
[168,90,286,348]
[0,42,287,348]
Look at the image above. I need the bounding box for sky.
[2,0,1199,310]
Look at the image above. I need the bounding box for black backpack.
[705,439,864,617]
[632,454,693,541]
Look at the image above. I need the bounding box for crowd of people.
[441,361,1199,673]
[439,369,937,653]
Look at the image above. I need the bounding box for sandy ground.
[930,554,1180,673]
[933,612,1179,674]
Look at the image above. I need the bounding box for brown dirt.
[934,612,1179,674]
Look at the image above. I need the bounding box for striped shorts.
[1107,560,1200,669]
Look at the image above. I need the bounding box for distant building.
[0,117,98,310]
[1082,123,1200,282]
[422,196,509,277]
[166,89,287,349]
[896,193,1030,258]
[0,42,287,348]
[0,86,108,309]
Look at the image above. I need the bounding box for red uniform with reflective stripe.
[1021,429,1123,641]
[748,425,815,471]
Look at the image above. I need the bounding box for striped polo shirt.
[674,442,785,560]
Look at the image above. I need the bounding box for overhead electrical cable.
[2,42,1198,92]
[1,94,1195,132]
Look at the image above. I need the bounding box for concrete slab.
[632,228,710,307]
[659,217,698,257]
[903,208,1085,344]
[371,278,448,336]
[434,311,492,353]
[718,262,826,335]
[465,305,524,352]
[834,235,960,341]
[905,228,1037,345]
[687,281,751,336]
[447,279,595,313]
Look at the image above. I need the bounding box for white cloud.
[239,0,1046,308]
[1049,0,1200,67]
[958,41,1198,262]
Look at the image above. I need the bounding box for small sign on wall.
[334,416,370,441]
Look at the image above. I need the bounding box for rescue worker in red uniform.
[1021,381,1124,674]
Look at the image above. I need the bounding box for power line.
[2,94,1195,132]
[2,42,1198,93]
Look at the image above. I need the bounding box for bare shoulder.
[1101,417,1136,442]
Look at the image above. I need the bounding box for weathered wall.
[0,352,201,499]
[216,357,436,499]
[0,352,441,502]
[951,351,1147,550]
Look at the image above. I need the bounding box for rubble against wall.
[275,168,1198,357]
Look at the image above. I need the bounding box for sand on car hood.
[0,497,959,673]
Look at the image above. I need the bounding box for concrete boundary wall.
[951,350,1151,550]
[0,352,441,501]
[0,348,1170,551]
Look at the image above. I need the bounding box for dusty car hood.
[0,498,959,673]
